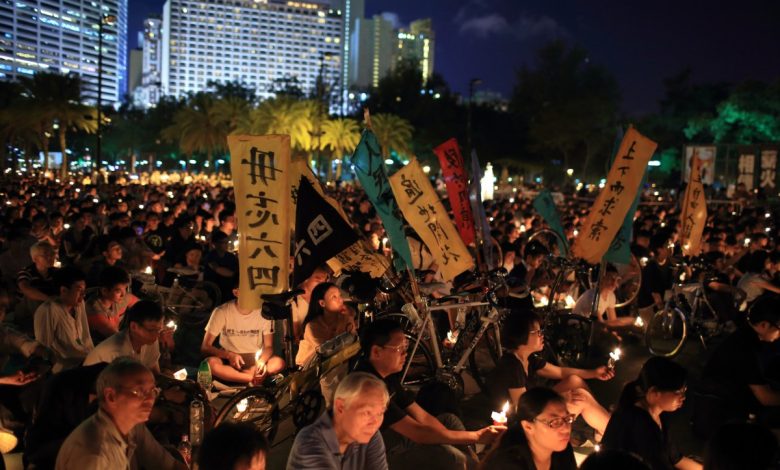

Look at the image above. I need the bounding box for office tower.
[350,14,394,89]
[0,0,129,104]
[134,17,163,108]
[161,0,343,104]
[331,0,362,114]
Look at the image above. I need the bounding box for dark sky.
[129,0,780,115]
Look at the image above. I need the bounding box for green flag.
[532,190,569,256]
[351,130,414,272]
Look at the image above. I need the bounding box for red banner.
[434,138,476,246]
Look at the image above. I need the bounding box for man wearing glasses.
[84,300,166,374]
[355,318,503,470]
[55,357,187,469]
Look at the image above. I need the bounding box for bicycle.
[645,260,746,358]
[133,267,221,325]
[211,290,361,443]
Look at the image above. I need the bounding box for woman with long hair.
[601,357,702,470]
[295,282,355,366]
[480,387,577,470]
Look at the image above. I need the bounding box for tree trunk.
[59,129,68,179]
[42,136,50,173]
[129,149,137,174]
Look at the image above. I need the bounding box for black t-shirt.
[486,441,576,470]
[143,227,170,254]
[354,359,416,429]
[485,352,547,408]
[638,260,673,308]
[601,404,682,470]
[703,326,766,413]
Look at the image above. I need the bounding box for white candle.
[144,266,153,275]
[634,317,644,328]
[491,401,510,426]
[236,398,249,413]
[173,368,187,380]
[166,320,178,331]
[607,347,622,370]
[564,295,575,309]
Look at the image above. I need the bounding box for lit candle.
[446,330,458,344]
[766,212,771,219]
[64,223,71,230]
[491,401,510,426]
[236,398,249,413]
[744,237,751,247]
[573,229,579,237]
[594,444,601,452]
[564,295,576,309]
[53,260,62,268]
[519,225,527,233]
[255,345,265,368]
[92,198,99,203]
[607,347,622,370]
[537,296,549,307]
[233,239,239,251]
[166,320,178,331]
[173,368,187,380]
[144,266,153,275]
[634,316,644,328]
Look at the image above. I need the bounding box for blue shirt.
[287,411,388,470]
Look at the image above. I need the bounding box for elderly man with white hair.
[287,371,389,470]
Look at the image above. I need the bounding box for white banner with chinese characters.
[680,156,707,256]
[738,154,756,190]
[229,135,291,310]
[684,146,716,185]
[572,127,657,265]
[761,150,778,189]
[389,158,474,281]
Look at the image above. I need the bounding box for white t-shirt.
[34,300,94,371]
[205,300,272,354]
[83,329,161,370]
[572,288,616,321]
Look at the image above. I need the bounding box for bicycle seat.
[261,289,304,306]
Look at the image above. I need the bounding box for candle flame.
[564,295,575,308]
[144,266,153,275]
[634,316,644,328]
[255,349,262,362]
[501,401,510,413]
[173,368,187,380]
[236,398,248,413]
[609,348,622,361]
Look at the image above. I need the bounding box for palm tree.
[321,118,360,180]
[238,97,312,153]
[161,93,229,168]
[211,96,251,133]
[57,105,97,177]
[369,113,414,158]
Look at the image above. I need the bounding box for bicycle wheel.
[646,308,688,357]
[543,313,592,367]
[214,387,280,444]
[381,313,437,387]
[615,254,642,308]
[468,323,502,391]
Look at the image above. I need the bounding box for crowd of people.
[0,173,778,469]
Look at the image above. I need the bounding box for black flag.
[293,177,359,286]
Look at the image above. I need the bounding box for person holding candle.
[295,282,355,367]
[479,387,577,470]
[485,311,613,435]
[201,279,284,385]
[601,357,701,470]
[572,266,638,330]
[85,266,138,343]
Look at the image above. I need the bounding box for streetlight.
[96,13,117,173]
[467,78,482,154]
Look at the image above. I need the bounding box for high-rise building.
[403,18,434,83]
[350,14,394,89]
[160,0,342,104]
[331,0,363,114]
[134,17,163,108]
[0,0,129,104]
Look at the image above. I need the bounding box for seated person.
[15,240,58,333]
[479,387,577,470]
[84,300,165,374]
[85,236,124,288]
[485,311,613,435]
[505,240,549,310]
[602,357,701,470]
[701,295,780,424]
[199,423,269,470]
[33,266,94,372]
[204,230,239,303]
[295,282,355,367]
[54,357,187,469]
[356,318,503,470]
[201,280,284,385]
[291,265,331,341]
[737,251,780,304]
[573,265,637,329]
[287,372,389,469]
[85,266,138,342]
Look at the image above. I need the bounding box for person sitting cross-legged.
[355,318,504,470]
[54,357,187,470]
[201,279,284,385]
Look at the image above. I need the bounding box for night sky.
[129,0,780,115]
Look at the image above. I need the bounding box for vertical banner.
[684,145,716,185]
[532,190,569,256]
[738,153,756,189]
[760,150,778,189]
[351,130,414,272]
[680,156,707,256]
[229,135,291,310]
[389,158,475,281]
[469,150,495,268]
[572,127,657,265]
[433,138,476,245]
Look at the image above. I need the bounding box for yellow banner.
[229,135,291,310]
[289,159,389,278]
[680,155,707,256]
[389,158,474,281]
[572,127,657,264]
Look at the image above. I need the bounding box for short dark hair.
[748,294,780,327]
[100,266,130,290]
[501,311,542,350]
[580,449,651,470]
[53,266,86,290]
[360,318,404,355]
[125,300,164,325]
[198,422,268,470]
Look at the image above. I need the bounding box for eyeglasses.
[534,413,576,429]
[529,329,545,337]
[119,386,161,401]
[381,342,409,353]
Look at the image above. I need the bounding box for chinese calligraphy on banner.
[229,135,291,310]
[738,154,756,190]
[433,138,476,246]
[389,158,474,281]
[680,156,707,256]
[760,150,778,189]
[572,127,657,265]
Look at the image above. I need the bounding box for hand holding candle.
[491,401,510,426]
[607,347,622,371]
